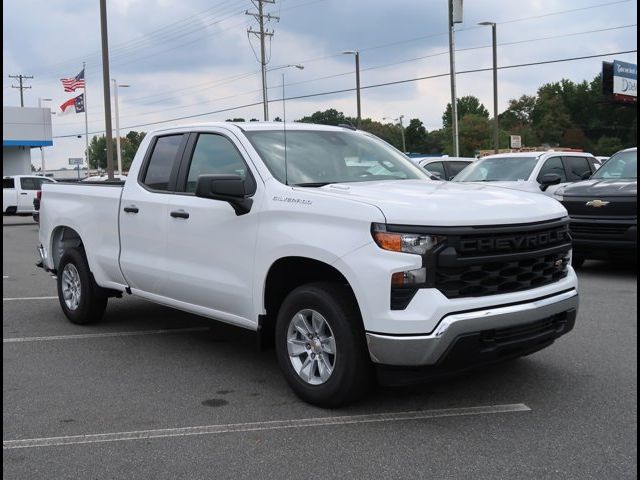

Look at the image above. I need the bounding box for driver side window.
[185,134,247,193]
[537,157,567,183]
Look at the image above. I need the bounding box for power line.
[57,21,636,123]
[52,49,637,138]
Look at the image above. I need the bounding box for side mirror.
[195,174,255,216]
[581,170,592,180]
[540,173,562,191]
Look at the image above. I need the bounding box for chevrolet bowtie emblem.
[586,199,610,208]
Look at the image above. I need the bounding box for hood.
[458,180,541,194]
[306,180,567,226]
[561,178,637,197]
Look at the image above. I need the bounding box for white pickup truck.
[38,122,579,407]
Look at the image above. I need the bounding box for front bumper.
[365,288,578,367]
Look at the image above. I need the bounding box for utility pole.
[99,0,115,179]
[9,74,33,107]
[448,0,463,156]
[247,0,278,121]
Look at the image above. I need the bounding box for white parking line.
[3,403,530,449]
[3,296,57,301]
[3,275,8,279]
[3,327,210,343]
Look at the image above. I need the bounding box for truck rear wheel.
[57,248,107,325]
[275,282,373,408]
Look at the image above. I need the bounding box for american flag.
[60,68,85,92]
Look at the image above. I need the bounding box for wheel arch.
[259,256,363,347]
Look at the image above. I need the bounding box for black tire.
[57,248,107,325]
[275,282,373,408]
[572,255,586,269]
[5,206,17,215]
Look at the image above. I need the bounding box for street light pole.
[112,79,130,176]
[479,21,499,153]
[38,98,52,173]
[383,115,406,153]
[342,51,361,127]
[272,64,304,121]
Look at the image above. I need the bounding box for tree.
[404,118,428,152]
[121,131,146,171]
[87,131,146,171]
[443,96,489,129]
[595,136,625,156]
[298,109,353,126]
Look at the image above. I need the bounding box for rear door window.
[563,156,592,181]
[537,157,567,183]
[20,178,38,190]
[3,178,15,189]
[142,135,185,191]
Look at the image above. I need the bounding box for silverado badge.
[585,199,610,208]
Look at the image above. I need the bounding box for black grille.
[431,219,571,299]
[570,221,631,237]
[435,252,570,298]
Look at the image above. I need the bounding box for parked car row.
[3,175,56,215]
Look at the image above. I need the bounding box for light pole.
[112,79,130,175]
[273,64,304,122]
[38,98,53,173]
[479,21,499,154]
[384,115,406,153]
[342,50,361,128]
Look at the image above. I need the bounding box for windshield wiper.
[292,182,333,187]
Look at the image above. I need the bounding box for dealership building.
[3,106,53,176]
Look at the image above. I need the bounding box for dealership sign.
[613,60,637,99]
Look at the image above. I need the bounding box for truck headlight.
[371,223,445,255]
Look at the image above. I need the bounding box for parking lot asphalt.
[3,222,637,479]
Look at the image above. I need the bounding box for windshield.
[453,156,538,182]
[244,130,428,185]
[591,149,637,179]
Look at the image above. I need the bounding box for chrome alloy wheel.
[286,309,336,385]
[61,263,82,311]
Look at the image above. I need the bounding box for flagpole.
[83,62,90,172]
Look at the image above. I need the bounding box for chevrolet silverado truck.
[554,147,637,267]
[37,122,579,407]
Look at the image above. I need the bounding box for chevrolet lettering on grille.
[458,228,570,253]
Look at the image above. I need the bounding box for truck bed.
[39,182,127,289]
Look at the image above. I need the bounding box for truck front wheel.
[275,282,373,408]
[57,248,107,325]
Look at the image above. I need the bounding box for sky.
[2,0,638,170]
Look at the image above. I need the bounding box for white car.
[453,151,599,196]
[594,156,609,169]
[3,175,56,214]
[417,156,475,180]
[37,122,578,407]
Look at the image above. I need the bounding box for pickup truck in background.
[38,122,579,407]
[554,147,637,267]
[3,175,56,215]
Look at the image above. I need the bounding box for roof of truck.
[149,122,356,135]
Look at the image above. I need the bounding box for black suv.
[555,147,637,267]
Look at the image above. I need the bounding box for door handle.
[123,206,139,213]
[170,210,190,219]
[20,193,28,195]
